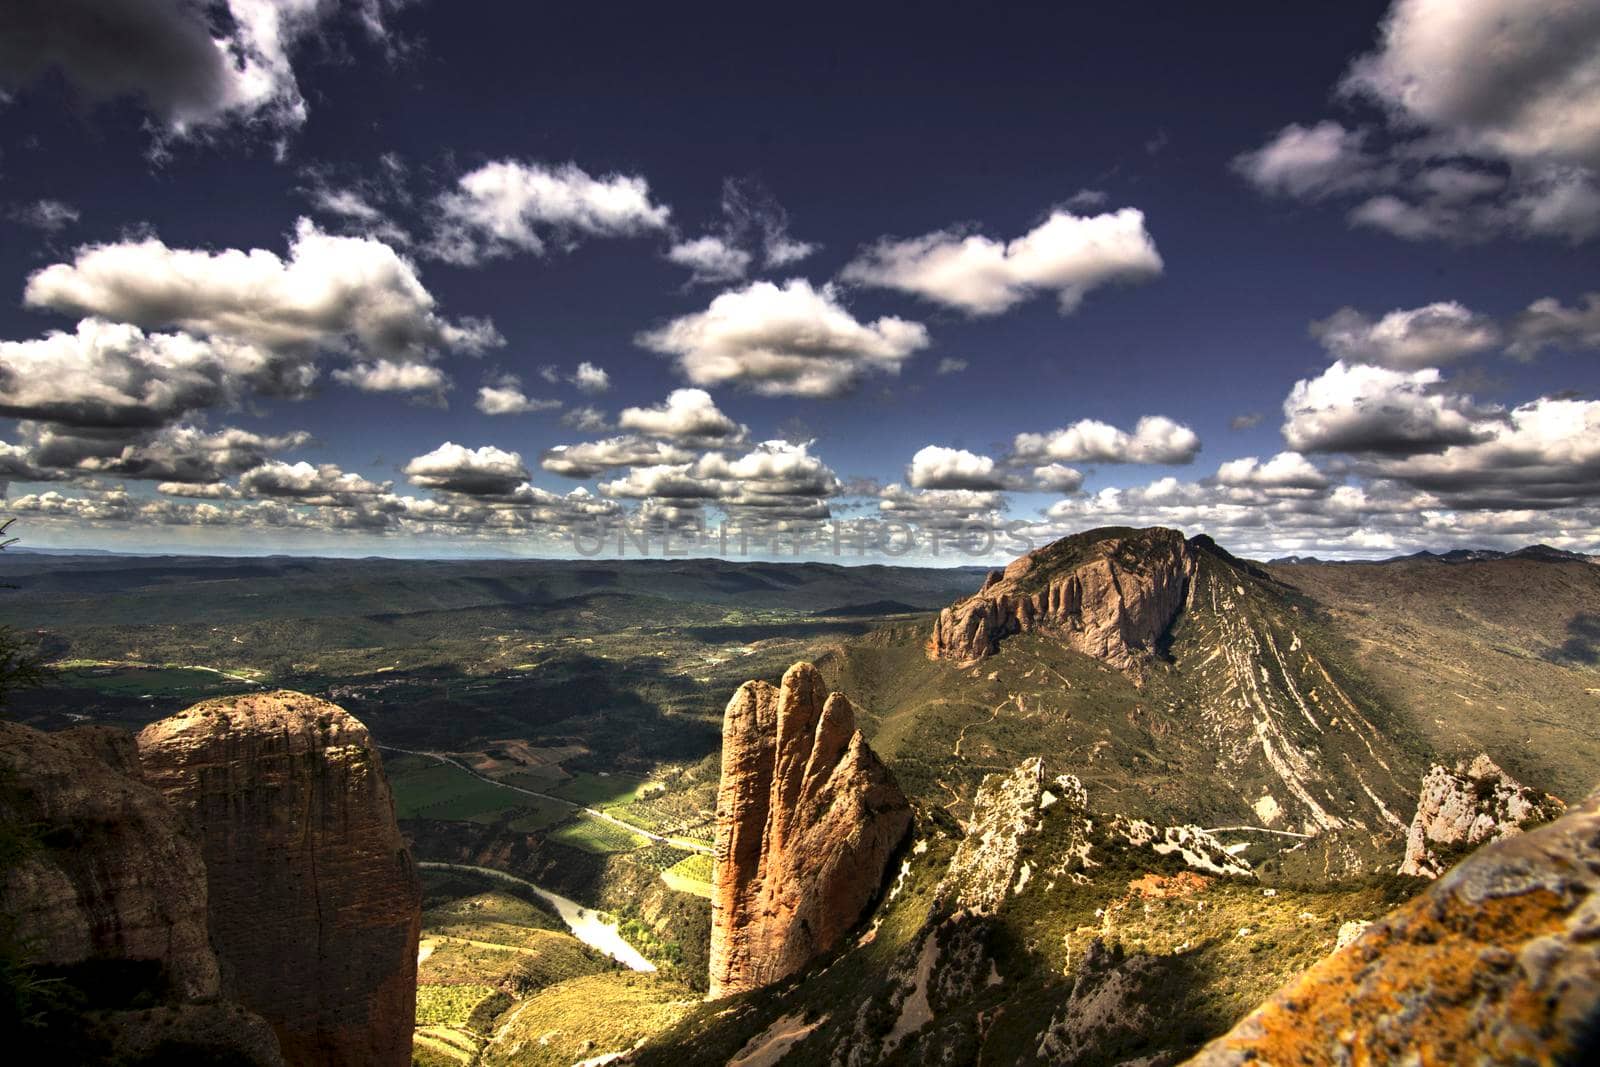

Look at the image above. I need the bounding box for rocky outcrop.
[930,526,1193,670]
[1105,817,1254,879]
[0,720,219,999]
[1035,940,1184,1065]
[937,759,1055,914]
[1399,753,1565,877]
[833,757,1260,1066]
[936,759,1252,916]
[709,662,912,998]
[1181,784,1600,1067]
[137,691,421,1067]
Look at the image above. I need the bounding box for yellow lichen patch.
[1210,888,1570,1066]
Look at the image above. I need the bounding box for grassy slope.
[413,871,610,1067]
[480,972,700,1067]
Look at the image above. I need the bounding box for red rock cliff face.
[136,691,420,1067]
[930,527,1194,671]
[0,721,219,998]
[709,662,912,998]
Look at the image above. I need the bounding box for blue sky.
[1,0,1598,560]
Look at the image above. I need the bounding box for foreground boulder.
[137,691,421,1067]
[930,526,1193,670]
[0,721,285,1064]
[1399,752,1565,877]
[709,662,912,998]
[0,722,219,998]
[1182,784,1600,1066]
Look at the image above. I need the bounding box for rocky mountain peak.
[930,526,1195,671]
[709,662,912,999]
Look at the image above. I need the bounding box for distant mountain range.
[1268,544,1597,565]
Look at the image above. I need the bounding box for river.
[418,861,656,972]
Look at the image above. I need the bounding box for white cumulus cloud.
[617,388,747,446]
[637,279,928,397]
[841,207,1163,316]
[25,218,499,372]
[540,437,695,478]
[1011,416,1201,465]
[332,359,449,396]
[0,0,402,138]
[1215,452,1330,491]
[431,160,671,264]
[1281,361,1490,455]
[1234,0,1600,244]
[667,236,752,284]
[475,378,562,415]
[1311,302,1501,369]
[571,361,611,394]
[907,445,1009,490]
[404,442,530,497]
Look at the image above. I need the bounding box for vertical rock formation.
[1180,784,1600,1066]
[937,757,1058,915]
[709,662,912,998]
[137,691,421,1067]
[0,721,220,999]
[1399,753,1565,877]
[930,526,1193,670]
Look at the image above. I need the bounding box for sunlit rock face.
[930,526,1194,671]
[0,721,219,998]
[1180,784,1600,1067]
[709,662,912,998]
[1398,752,1565,878]
[137,690,421,1067]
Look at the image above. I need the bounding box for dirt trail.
[954,698,1011,758]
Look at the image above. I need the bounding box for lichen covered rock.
[1181,784,1600,1066]
[137,690,421,1067]
[930,526,1193,670]
[709,663,912,998]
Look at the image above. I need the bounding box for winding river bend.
[418,861,656,972]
